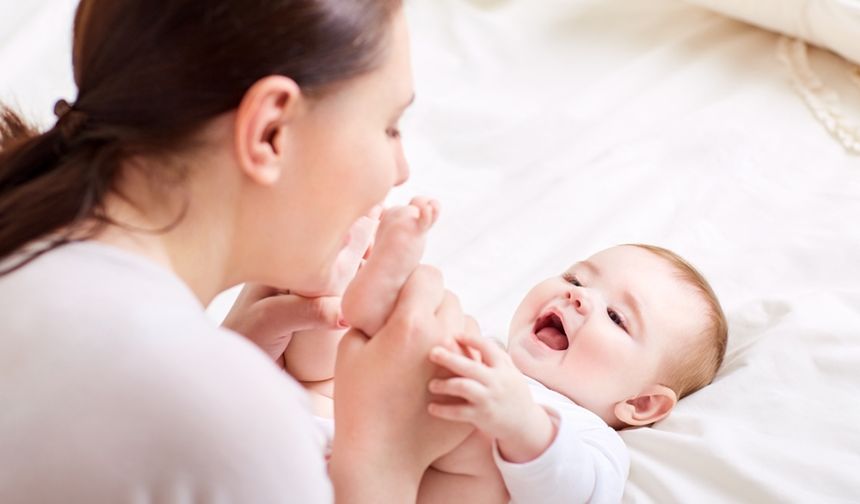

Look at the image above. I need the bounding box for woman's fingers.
[361,205,384,260]
[367,204,384,221]
[223,290,343,362]
[333,262,477,472]
[233,282,281,305]
[334,328,369,377]
[257,293,343,331]
[434,290,464,347]
[344,215,378,259]
[383,265,445,344]
[403,265,445,312]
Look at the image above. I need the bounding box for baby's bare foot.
[373,197,438,269]
[342,197,439,336]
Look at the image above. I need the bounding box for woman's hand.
[328,265,477,503]
[221,284,344,368]
[296,208,381,298]
[223,208,381,366]
[427,332,557,464]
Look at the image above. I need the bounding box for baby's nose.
[565,289,590,314]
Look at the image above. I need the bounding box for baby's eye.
[607,308,628,332]
[386,127,401,139]
[562,272,582,287]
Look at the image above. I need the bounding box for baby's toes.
[416,199,440,230]
[427,200,440,226]
[377,205,419,238]
[381,204,418,224]
[409,196,431,209]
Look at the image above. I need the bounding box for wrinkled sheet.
[4,0,859,502]
[393,2,860,502]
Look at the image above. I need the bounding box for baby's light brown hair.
[629,244,728,399]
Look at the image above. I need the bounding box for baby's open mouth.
[533,311,569,350]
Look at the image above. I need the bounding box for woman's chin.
[299,248,349,296]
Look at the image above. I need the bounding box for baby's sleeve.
[493,405,629,504]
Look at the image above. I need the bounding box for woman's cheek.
[345,149,390,206]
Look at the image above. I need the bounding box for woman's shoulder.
[1,240,200,309]
[0,242,333,502]
[1,326,332,502]
[105,325,332,500]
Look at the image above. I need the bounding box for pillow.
[683,0,860,64]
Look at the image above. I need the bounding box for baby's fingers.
[455,330,506,367]
[429,346,490,384]
[428,377,485,403]
[427,403,475,424]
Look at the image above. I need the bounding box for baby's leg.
[418,430,509,504]
[284,328,344,382]
[418,470,508,504]
[283,214,378,385]
[341,197,438,336]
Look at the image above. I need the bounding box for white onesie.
[494,376,629,503]
[315,375,629,503]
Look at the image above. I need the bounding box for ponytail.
[0,106,114,276]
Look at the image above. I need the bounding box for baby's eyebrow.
[575,260,646,337]
[578,260,599,275]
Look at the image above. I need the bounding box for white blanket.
[395,1,860,501]
[5,0,859,501]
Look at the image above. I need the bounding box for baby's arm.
[426,333,556,463]
[341,197,438,335]
[428,333,628,504]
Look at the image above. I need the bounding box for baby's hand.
[427,333,557,463]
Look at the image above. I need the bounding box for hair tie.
[53,99,88,141]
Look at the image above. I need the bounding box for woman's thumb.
[262,293,344,332]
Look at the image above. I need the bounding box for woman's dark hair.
[0,0,402,275]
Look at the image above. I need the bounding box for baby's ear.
[613,385,677,427]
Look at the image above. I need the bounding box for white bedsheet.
[4,0,859,502]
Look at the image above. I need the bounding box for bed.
[4,0,859,501]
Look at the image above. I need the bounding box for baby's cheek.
[518,281,560,316]
[576,336,634,377]
[509,298,542,330]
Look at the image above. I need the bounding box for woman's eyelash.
[562,271,582,286]
[386,127,401,139]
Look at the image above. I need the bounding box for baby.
[288,198,728,503]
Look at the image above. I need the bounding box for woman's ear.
[613,384,677,427]
[234,75,303,186]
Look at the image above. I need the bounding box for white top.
[494,377,629,504]
[0,242,332,503]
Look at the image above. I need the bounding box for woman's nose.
[394,154,410,187]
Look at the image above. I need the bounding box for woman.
[0,0,474,501]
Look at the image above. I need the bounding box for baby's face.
[507,245,708,425]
